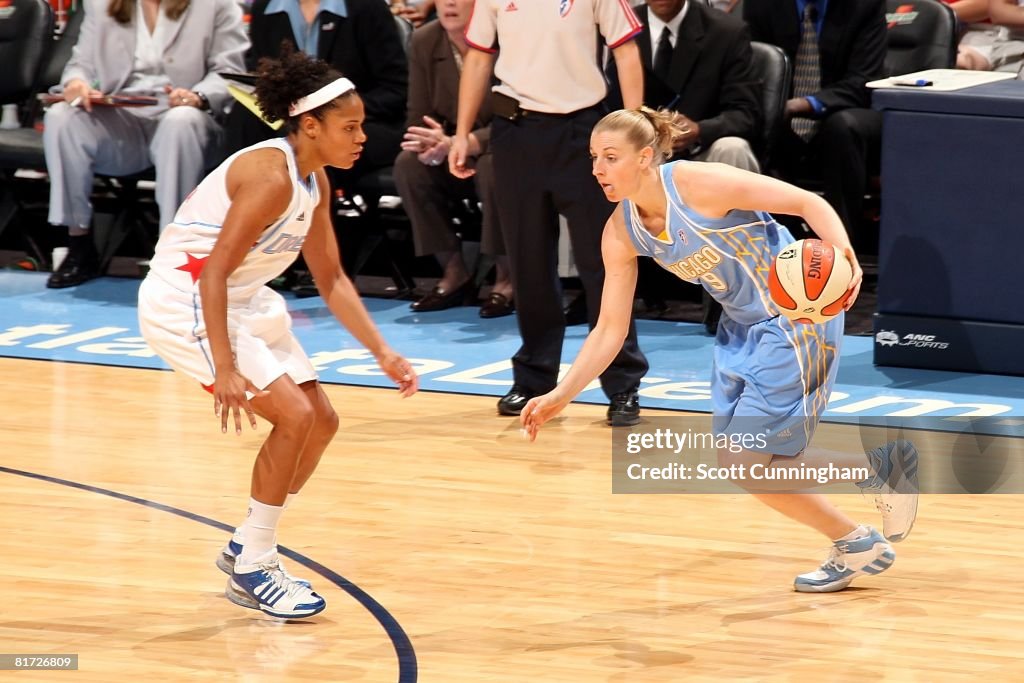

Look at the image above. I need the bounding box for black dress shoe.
[479,292,514,318]
[607,390,640,427]
[410,281,474,312]
[46,252,99,289]
[497,385,536,416]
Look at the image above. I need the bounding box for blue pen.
[891,79,932,87]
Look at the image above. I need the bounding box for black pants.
[490,109,649,397]
[774,107,882,246]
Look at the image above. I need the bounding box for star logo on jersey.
[175,253,209,284]
[558,0,574,16]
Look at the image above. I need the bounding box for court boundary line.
[8,356,1021,438]
[0,465,418,683]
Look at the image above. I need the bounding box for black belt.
[491,91,602,122]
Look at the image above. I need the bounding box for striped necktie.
[791,2,821,140]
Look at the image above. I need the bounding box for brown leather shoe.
[410,281,475,312]
[479,292,514,318]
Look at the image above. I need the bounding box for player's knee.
[315,405,340,441]
[716,447,768,491]
[279,399,317,438]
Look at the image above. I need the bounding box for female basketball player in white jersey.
[138,49,419,618]
[521,108,919,593]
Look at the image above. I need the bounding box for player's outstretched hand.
[520,392,568,442]
[376,348,419,398]
[213,370,269,435]
[843,247,863,311]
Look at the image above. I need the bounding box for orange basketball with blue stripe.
[769,239,852,324]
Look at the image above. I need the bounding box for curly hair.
[108,0,190,23]
[593,107,689,166]
[254,44,353,132]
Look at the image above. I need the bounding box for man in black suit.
[608,0,761,330]
[743,0,886,245]
[608,0,761,172]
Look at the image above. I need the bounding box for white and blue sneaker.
[858,439,920,542]
[217,534,312,588]
[794,527,896,593]
[227,554,327,619]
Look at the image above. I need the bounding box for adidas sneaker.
[217,536,312,588]
[794,527,895,593]
[228,555,326,619]
[859,439,920,542]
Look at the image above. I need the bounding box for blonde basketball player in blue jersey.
[138,49,419,618]
[521,107,918,593]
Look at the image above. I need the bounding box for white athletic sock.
[834,525,869,543]
[236,498,284,566]
[233,494,294,548]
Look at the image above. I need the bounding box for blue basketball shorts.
[711,312,844,456]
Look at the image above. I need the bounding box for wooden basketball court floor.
[2,356,1023,682]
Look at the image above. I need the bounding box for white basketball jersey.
[147,138,321,301]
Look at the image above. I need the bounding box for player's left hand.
[520,392,569,442]
[843,246,863,311]
[375,349,419,397]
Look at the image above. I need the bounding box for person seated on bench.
[44,0,247,288]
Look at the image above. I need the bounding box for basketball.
[769,239,853,324]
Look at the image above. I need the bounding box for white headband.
[288,77,356,117]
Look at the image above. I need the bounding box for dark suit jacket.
[607,2,760,148]
[743,0,886,112]
[406,21,492,154]
[246,0,408,124]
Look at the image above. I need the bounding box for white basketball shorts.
[138,275,317,391]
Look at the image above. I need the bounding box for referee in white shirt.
[449,0,650,426]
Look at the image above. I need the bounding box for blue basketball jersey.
[621,161,844,456]
[621,161,795,326]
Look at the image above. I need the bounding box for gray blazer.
[61,0,249,115]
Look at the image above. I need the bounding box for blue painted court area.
[1,272,1022,432]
